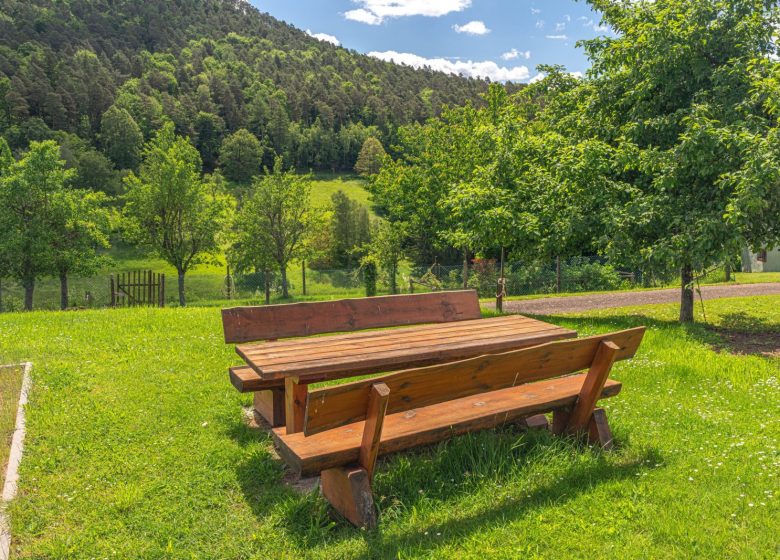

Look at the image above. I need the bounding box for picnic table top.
[236,314,576,384]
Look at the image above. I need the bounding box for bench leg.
[320,466,377,529]
[253,389,286,428]
[552,406,614,450]
[587,407,614,450]
[551,407,571,435]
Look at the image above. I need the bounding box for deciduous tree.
[123,123,232,306]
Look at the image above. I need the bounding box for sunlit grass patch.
[0,297,777,558]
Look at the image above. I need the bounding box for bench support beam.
[587,407,614,450]
[566,341,620,433]
[285,377,308,434]
[359,383,390,480]
[320,466,377,529]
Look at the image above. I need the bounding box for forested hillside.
[0,0,494,180]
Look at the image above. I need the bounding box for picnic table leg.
[285,377,308,434]
[252,389,286,428]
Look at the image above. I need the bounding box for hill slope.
[0,0,494,174]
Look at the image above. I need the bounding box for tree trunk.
[60,270,69,310]
[725,263,732,282]
[23,277,34,311]
[264,268,271,305]
[280,262,289,298]
[556,256,562,293]
[0,278,3,313]
[177,270,186,307]
[302,261,307,296]
[680,264,694,323]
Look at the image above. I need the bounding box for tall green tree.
[50,189,112,309]
[219,129,264,184]
[330,190,371,268]
[364,220,406,294]
[232,157,320,298]
[581,0,780,322]
[354,136,386,176]
[100,105,144,170]
[0,140,73,310]
[123,123,232,306]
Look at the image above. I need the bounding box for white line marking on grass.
[0,362,32,560]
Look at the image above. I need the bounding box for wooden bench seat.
[274,373,623,476]
[270,327,645,528]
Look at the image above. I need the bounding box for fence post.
[160,274,166,307]
[110,275,116,307]
[496,247,505,313]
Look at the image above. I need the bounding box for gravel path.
[494,282,780,316]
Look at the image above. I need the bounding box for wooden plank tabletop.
[236,315,576,383]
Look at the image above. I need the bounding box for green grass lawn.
[0,364,23,486]
[0,296,778,558]
[309,174,375,213]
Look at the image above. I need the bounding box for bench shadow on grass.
[229,413,663,554]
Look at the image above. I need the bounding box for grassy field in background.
[0,296,778,558]
[0,364,24,487]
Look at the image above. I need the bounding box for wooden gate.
[110,271,165,307]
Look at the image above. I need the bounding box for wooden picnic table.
[234,314,576,388]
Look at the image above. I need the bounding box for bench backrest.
[303,327,645,436]
[222,290,482,344]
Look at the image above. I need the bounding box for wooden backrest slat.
[222,290,482,343]
[303,327,645,436]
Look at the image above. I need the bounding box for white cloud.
[546,34,568,40]
[555,21,566,32]
[345,0,471,25]
[344,8,382,24]
[368,50,531,82]
[305,29,341,46]
[535,19,545,29]
[531,8,541,15]
[501,48,531,61]
[453,20,490,35]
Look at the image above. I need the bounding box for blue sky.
[250,0,611,83]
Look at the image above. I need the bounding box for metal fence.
[0,256,684,312]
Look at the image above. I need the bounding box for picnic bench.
[222,290,577,430]
[274,326,645,527]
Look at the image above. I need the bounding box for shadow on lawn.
[229,411,664,554]
[534,309,780,359]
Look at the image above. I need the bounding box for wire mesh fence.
[0,256,682,312]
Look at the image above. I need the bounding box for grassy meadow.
[0,296,777,558]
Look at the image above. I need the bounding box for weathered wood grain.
[320,466,377,529]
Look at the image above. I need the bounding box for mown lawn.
[0,297,777,558]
